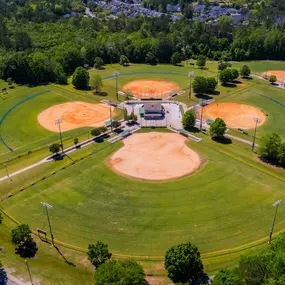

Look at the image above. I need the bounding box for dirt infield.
[38,101,114,132]
[197,102,266,129]
[262,70,285,82]
[122,80,181,99]
[108,132,201,181]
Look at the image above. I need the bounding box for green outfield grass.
[231,60,285,76]
[1,133,285,257]
[0,62,285,284]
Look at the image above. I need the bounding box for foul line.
[0,90,51,152]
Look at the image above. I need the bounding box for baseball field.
[0,60,285,285]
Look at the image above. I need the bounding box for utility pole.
[41,202,54,245]
[188,72,195,100]
[25,260,34,285]
[55,118,64,153]
[252,117,260,152]
[200,100,204,131]
[269,200,282,244]
[114,72,120,100]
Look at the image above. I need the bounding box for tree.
[193,76,207,94]
[94,57,104,69]
[259,133,281,161]
[74,138,79,145]
[209,118,227,138]
[87,241,112,268]
[14,31,33,51]
[278,143,285,165]
[182,109,196,130]
[119,55,129,66]
[269,75,277,84]
[238,255,268,285]
[98,126,108,133]
[94,260,145,285]
[72,67,90,89]
[91,128,101,137]
[170,52,181,66]
[272,232,285,252]
[231,68,239,80]
[206,77,217,93]
[7,77,13,85]
[0,212,3,224]
[218,62,229,71]
[212,268,240,285]
[145,52,158,65]
[219,69,233,85]
[196,55,206,68]
[240,65,251,78]
[127,113,138,123]
[54,63,67,84]
[164,242,204,283]
[49,143,61,154]
[112,121,121,128]
[11,224,37,258]
[90,74,103,93]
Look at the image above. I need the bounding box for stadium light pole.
[200,100,204,131]
[114,72,120,100]
[55,118,64,153]
[25,260,34,285]
[269,200,282,244]
[41,202,54,246]
[108,100,113,132]
[188,72,195,100]
[252,117,260,152]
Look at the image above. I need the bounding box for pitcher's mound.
[38,101,114,132]
[122,80,181,99]
[197,102,266,129]
[108,132,201,181]
[262,70,285,82]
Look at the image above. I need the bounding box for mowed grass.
[1,134,285,258]
[0,83,122,161]
[231,60,285,76]
[0,61,283,161]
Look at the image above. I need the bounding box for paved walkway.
[225,134,258,147]
[252,74,285,90]
[0,271,28,285]
[0,127,118,182]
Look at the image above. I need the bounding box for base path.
[122,80,181,99]
[262,70,285,83]
[108,132,201,181]
[197,102,266,129]
[38,101,114,132]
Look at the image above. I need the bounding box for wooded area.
[0,0,285,85]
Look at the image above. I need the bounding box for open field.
[230,60,285,76]
[0,62,285,284]
[1,132,285,255]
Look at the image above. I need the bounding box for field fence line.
[0,90,51,152]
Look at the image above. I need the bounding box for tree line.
[0,0,285,85]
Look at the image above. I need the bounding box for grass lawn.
[0,62,285,284]
[231,60,285,76]
[1,133,285,256]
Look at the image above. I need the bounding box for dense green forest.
[0,0,284,85]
